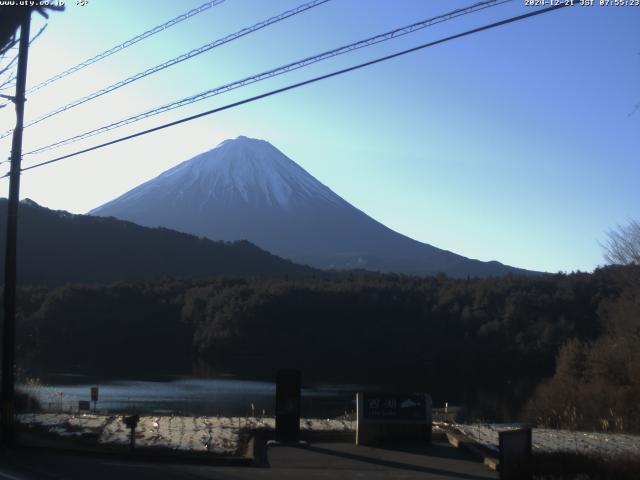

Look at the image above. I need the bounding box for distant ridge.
[0,198,317,286]
[91,136,537,277]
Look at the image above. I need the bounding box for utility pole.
[1,10,31,448]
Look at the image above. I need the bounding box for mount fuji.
[90,136,533,277]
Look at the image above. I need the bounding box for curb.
[445,430,499,471]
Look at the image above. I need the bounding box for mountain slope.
[90,136,535,277]
[0,198,317,286]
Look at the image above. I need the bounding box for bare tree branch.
[0,25,46,77]
[0,51,19,77]
[0,36,18,57]
[0,72,16,91]
[603,219,640,265]
[28,23,47,46]
[0,23,47,110]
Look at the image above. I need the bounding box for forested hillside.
[13,265,639,426]
[0,199,318,286]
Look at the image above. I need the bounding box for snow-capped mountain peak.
[146,135,341,209]
[90,136,533,277]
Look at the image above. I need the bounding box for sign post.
[275,369,301,443]
[124,414,140,451]
[90,386,99,412]
[356,392,432,445]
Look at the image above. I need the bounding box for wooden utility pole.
[1,10,31,447]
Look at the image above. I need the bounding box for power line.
[0,0,330,141]
[22,0,512,158]
[25,0,226,95]
[1,2,573,179]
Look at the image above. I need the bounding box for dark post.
[124,414,140,451]
[91,386,98,412]
[499,427,532,480]
[275,369,301,442]
[1,10,31,448]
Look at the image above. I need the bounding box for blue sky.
[0,0,638,273]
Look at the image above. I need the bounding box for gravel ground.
[452,423,640,460]
[17,413,355,455]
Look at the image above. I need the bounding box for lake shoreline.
[17,412,640,474]
[17,413,356,459]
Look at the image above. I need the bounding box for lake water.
[18,373,529,422]
[18,376,365,418]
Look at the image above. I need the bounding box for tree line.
[11,264,639,429]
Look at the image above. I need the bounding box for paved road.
[0,439,497,480]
